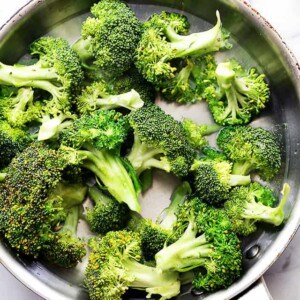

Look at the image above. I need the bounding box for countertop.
[0,1,299,300]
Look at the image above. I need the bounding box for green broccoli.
[73,0,142,78]
[59,109,140,212]
[155,200,242,292]
[86,186,130,234]
[217,125,281,180]
[0,120,32,169]
[205,60,269,125]
[182,118,221,149]
[224,182,290,236]
[126,105,196,177]
[135,11,230,86]
[42,205,86,268]
[85,230,181,300]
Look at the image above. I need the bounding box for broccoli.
[182,118,221,149]
[191,155,251,206]
[205,60,270,125]
[155,200,242,292]
[86,186,130,234]
[217,125,282,181]
[73,0,142,78]
[135,11,230,86]
[84,230,181,300]
[0,120,32,169]
[59,109,140,212]
[76,82,143,114]
[138,181,192,261]
[0,142,79,257]
[126,105,195,177]
[224,182,290,236]
[0,37,84,140]
[42,205,86,268]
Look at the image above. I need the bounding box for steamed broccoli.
[86,186,130,234]
[73,0,142,78]
[126,105,195,177]
[217,125,281,180]
[42,205,86,268]
[205,60,270,125]
[155,199,242,292]
[59,109,140,212]
[85,230,181,300]
[224,182,290,236]
[135,11,230,86]
[0,120,32,168]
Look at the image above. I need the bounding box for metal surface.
[0,0,300,299]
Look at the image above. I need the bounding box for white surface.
[0,1,299,300]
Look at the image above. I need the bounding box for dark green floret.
[127,105,196,177]
[205,60,270,125]
[84,230,181,300]
[224,182,290,236]
[42,205,86,268]
[86,186,130,234]
[217,125,281,180]
[135,11,231,86]
[73,0,142,78]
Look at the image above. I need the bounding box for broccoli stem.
[165,11,223,58]
[80,145,140,212]
[243,183,290,226]
[228,174,251,187]
[0,173,6,181]
[88,186,111,206]
[60,206,80,235]
[127,133,170,175]
[232,161,254,176]
[155,222,213,272]
[122,258,181,299]
[72,37,94,69]
[158,181,191,230]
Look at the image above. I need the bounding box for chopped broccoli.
[42,205,86,268]
[217,125,281,180]
[206,60,270,125]
[127,105,195,176]
[73,0,142,78]
[135,11,230,86]
[224,182,290,236]
[86,186,130,234]
[182,118,221,149]
[85,230,181,300]
[59,109,140,212]
[155,200,242,292]
[0,120,32,169]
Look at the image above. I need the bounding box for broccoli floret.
[217,125,282,181]
[135,11,230,86]
[42,205,86,268]
[155,201,242,292]
[86,186,130,234]
[0,120,32,168]
[59,109,140,212]
[73,0,142,78]
[76,82,143,114]
[0,143,77,257]
[224,182,290,236]
[182,118,221,149]
[206,60,270,125]
[85,230,181,300]
[127,105,195,177]
[139,181,192,260]
[0,37,84,140]
[191,156,251,206]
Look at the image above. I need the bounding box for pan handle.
[235,277,272,300]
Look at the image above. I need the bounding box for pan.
[0,0,299,299]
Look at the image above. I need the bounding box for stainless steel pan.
[0,0,300,299]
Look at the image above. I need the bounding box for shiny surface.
[0,1,300,300]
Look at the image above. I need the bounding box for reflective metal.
[0,1,299,299]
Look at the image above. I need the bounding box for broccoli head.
[217,125,282,180]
